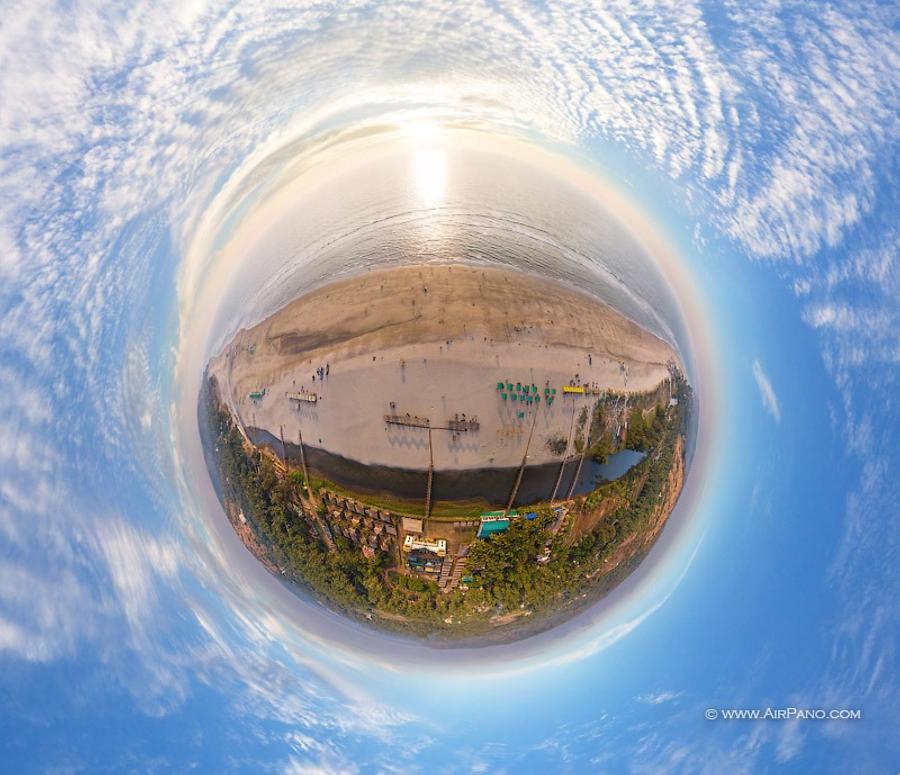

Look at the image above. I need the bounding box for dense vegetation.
[210,401,384,615]
[205,370,691,639]
[545,435,568,455]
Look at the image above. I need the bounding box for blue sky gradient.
[0,2,896,772]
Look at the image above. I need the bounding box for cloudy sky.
[0,1,897,771]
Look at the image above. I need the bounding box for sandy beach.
[208,263,679,471]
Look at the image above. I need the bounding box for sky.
[0,1,897,772]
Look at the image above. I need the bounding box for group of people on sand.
[311,362,330,383]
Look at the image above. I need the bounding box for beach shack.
[406,549,443,573]
[402,517,423,535]
[402,535,447,557]
[287,390,317,403]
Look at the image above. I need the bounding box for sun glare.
[411,147,447,206]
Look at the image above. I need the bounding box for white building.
[402,535,447,557]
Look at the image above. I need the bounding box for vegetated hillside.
[203,371,692,642]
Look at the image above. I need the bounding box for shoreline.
[209,263,681,473]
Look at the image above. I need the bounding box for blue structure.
[477,517,510,538]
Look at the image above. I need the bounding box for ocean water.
[208,146,690,368]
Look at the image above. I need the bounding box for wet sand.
[208,263,679,471]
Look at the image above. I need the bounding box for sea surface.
[208,146,690,370]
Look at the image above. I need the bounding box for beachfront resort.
[203,264,692,640]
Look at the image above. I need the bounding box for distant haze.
[207,142,689,367]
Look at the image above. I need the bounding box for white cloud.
[752,360,781,423]
[637,690,681,705]
[0,0,897,766]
